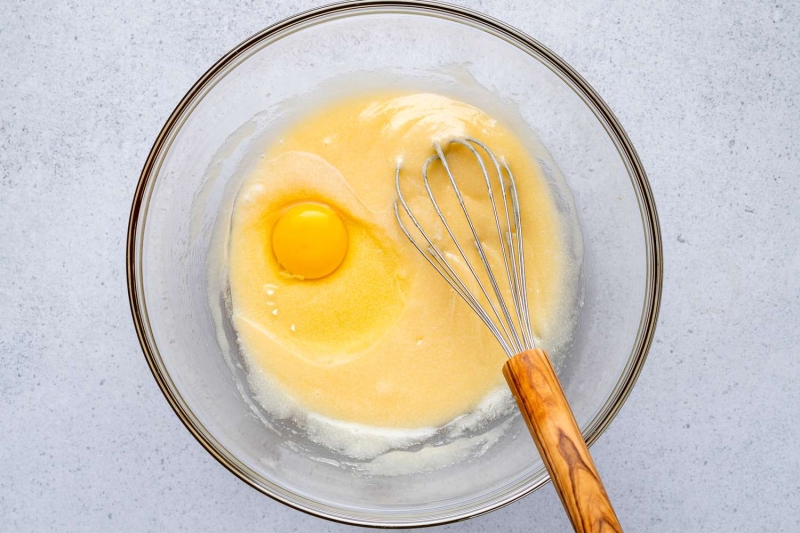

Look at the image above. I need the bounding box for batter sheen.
[228,93,568,429]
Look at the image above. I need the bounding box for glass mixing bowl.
[127,1,662,527]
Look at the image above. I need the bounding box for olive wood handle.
[503,349,623,533]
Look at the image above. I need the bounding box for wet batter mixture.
[228,92,570,430]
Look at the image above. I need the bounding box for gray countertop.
[2,1,799,531]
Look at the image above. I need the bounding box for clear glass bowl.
[127,1,662,527]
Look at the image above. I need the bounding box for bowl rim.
[126,0,663,527]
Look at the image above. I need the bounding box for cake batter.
[228,93,569,429]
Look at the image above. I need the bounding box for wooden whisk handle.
[503,349,623,533]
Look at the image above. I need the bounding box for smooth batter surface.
[228,93,569,429]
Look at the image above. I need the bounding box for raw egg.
[272,202,348,280]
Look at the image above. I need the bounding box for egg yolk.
[272,202,348,280]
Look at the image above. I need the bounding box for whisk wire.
[503,162,535,347]
[417,155,513,349]
[445,139,526,353]
[459,138,530,349]
[394,138,536,357]
[393,170,516,356]
[429,144,523,353]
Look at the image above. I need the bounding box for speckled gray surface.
[1,0,799,531]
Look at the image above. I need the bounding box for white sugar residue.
[360,416,513,476]
[242,348,517,473]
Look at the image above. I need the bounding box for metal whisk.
[393,137,623,533]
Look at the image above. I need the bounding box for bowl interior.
[129,3,660,527]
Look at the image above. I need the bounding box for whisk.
[394,138,623,533]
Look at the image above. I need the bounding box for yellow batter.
[228,93,567,429]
